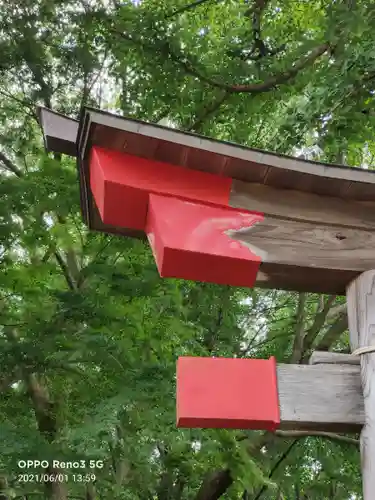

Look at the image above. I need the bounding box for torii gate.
[39,106,375,498]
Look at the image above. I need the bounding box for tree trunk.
[26,375,67,500]
[195,469,232,500]
[44,467,68,500]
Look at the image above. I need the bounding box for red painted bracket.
[89,146,264,288]
[176,356,280,430]
[146,194,262,287]
[89,146,232,230]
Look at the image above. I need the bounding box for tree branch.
[0,89,39,122]
[314,313,348,352]
[194,433,274,500]
[166,0,221,18]
[54,251,76,291]
[0,151,22,177]
[112,27,329,94]
[326,302,347,319]
[0,373,19,393]
[290,293,307,363]
[250,429,358,499]
[275,430,358,446]
[0,144,82,294]
[186,91,230,131]
[65,249,81,285]
[301,295,336,358]
[253,440,299,500]
[166,43,329,93]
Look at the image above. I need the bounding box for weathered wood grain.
[277,364,364,432]
[226,215,375,294]
[309,351,360,366]
[347,271,375,499]
[229,216,375,270]
[230,181,375,230]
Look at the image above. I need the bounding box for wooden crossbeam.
[87,146,375,294]
[309,350,360,366]
[177,356,364,433]
[229,182,375,293]
[277,363,363,432]
[228,215,375,294]
[230,181,375,230]
[38,107,375,294]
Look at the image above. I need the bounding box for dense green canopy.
[0,0,371,498]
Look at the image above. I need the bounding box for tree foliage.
[0,0,370,498]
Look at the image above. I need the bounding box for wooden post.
[347,271,375,499]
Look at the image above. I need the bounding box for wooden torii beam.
[177,354,364,433]
[38,106,375,497]
[37,107,375,295]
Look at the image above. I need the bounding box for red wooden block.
[146,194,263,288]
[89,146,232,230]
[176,356,280,430]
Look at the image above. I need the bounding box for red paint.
[89,146,232,230]
[176,356,280,430]
[146,194,263,288]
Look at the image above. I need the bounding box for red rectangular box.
[176,356,280,430]
[146,194,262,288]
[89,146,232,230]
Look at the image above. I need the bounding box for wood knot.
[335,233,346,241]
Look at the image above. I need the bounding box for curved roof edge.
[38,106,375,203]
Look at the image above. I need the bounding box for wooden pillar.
[347,271,375,499]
